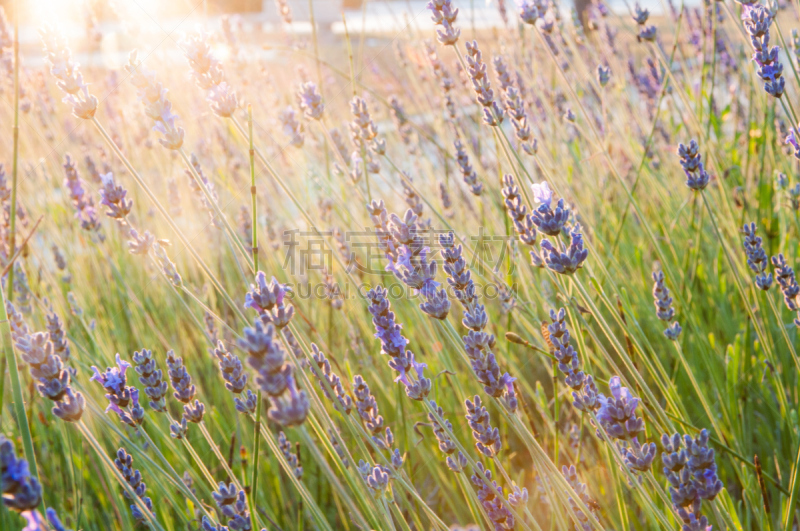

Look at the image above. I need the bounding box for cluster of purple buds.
[504,86,537,154]
[562,465,599,530]
[465,395,502,458]
[388,96,416,153]
[63,155,102,236]
[179,31,238,118]
[427,0,460,45]
[424,42,456,95]
[185,154,221,229]
[742,4,784,99]
[539,223,589,275]
[127,229,156,256]
[46,310,70,362]
[661,430,722,530]
[742,223,773,290]
[548,308,588,391]
[357,461,391,498]
[470,462,514,530]
[652,271,682,340]
[39,26,98,119]
[366,286,432,400]
[124,50,184,150]
[16,329,84,422]
[327,428,350,469]
[99,172,132,222]
[237,314,309,427]
[131,349,168,412]
[428,400,458,456]
[213,341,248,396]
[632,3,657,42]
[153,242,182,287]
[279,432,303,479]
[678,140,710,191]
[771,253,800,311]
[465,41,504,126]
[113,448,154,525]
[350,96,385,157]
[279,106,304,148]
[388,208,441,299]
[531,182,569,236]
[297,82,325,120]
[440,232,518,410]
[501,175,538,251]
[518,0,546,24]
[166,350,205,425]
[91,354,144,428]
[1,434,43,513]
[7,301,29,342]
[209,482,254,531]
[310,343,353,413]
[454,140,483,196]
[597,65,611,87]
[354,374,395,450]
[596,377,657,475]
[244,272,295,329]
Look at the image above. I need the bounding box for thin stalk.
[7,0,19,301]
[249,392,263,531]
[0,282,38,483]
[248,104,258,274]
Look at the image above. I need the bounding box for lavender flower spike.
[742,222,773,290]
[540,224,589,275]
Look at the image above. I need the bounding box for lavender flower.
[131,349,168,412]
[454,139,483,196]
[267,374,309,427]
[742,222,773,290]
[596,376,645,440]
[354,374,394,449]
[771,253,799,310]
[99,172,132,221]
[310,343,353,414]
[531,182,569,236]
[540,224,589,275]
[214,341,248,395]
[211,482,254,530]
[279,431,303,479]
[279,106,304,148]
[501,175,537,248]
[465,40,504,126]
[124,50,184,150]
[297,82,325,120]
[428,400,457,455]
[678,140,710,191]
[661,430,721,529]
[465,396,502,458]
[15,331,84,422]
[471,462,514,529]
[632,3,657,42]
[235,389,258,415]
[652,271,682,340]
[179,31,238,117]
[113,448,154,525]
[0,434,43,512]
[63,155,102,235]
[165,350,197,404]
[562,465,599,530]
[366,286,431,400]
[427,0,460,45]
[238,317,291,397]
[244,272,294,329]
[39,26,98,119]
[46,311,70,362]
[742,4,784,99]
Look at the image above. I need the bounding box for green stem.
[249,392,263,531]
[0,282,38,483]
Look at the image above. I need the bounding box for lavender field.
[0,0,798,529]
